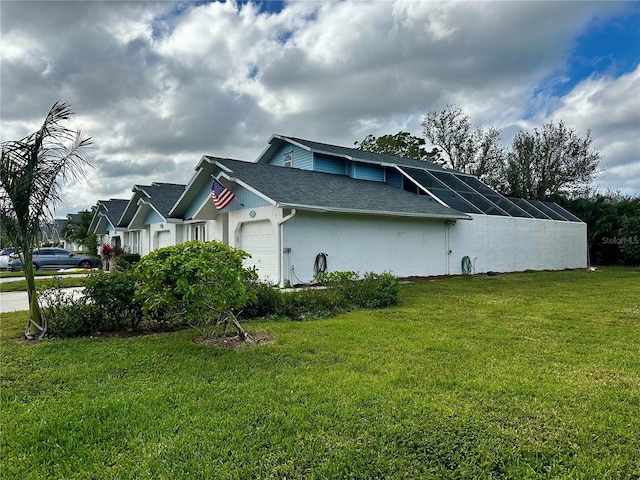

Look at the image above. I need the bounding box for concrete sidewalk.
[0,288,85,313]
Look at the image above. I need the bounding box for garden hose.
[461,255,473,275]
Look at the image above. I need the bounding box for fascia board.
[215,172,278,207]
[129,200,165,229]
[94,214,115,234]
[169,163,209,217]
[118,191,146,226]
[275,203,471,220]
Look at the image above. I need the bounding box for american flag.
[211,178,235,210]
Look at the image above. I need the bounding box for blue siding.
[266,143,313,170]
[144,209,163,225]
[353,162,385,182]
[386,168,403,188]
[184,182,214,219]
[226,186,269,211]
[314,154,346,175]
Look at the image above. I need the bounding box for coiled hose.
[461,255,473,275]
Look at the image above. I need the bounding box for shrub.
[242,278,284,319]
[39,287,100,338]
[84,270,142,331]
[115,253,141,270]
[242,271,400,321]
[134,241,256,338]
[315,270,399,309]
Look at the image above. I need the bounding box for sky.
[1,0,639,217]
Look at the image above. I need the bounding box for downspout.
[278,209,296,287]
[445,221,455,275]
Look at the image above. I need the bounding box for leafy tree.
[62,210,97,255]
[505,121,600,199]
[134,241,257,339]
[618,214,640,265]
[421,104,506,187]
[0,102,92,339]
[558,193,639,266]
[354,131,440,163]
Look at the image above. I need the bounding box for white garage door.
[240,221,277,281]
[155,230,172,250]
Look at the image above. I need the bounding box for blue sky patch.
[526,6,639,119]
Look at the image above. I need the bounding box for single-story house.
[169,135,586,286]
[88,199,129,253]
[117,183,186,256]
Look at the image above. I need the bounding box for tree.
[62,210,98,255]
[421,104,506,187]
[0,102,92,339]
[134,241,257,340]
[354,131,440,163]
[505,121,600,199]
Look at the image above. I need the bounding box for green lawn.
[1,268,638,479]
[0,276,87,293]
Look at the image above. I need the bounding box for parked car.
[8,248,102,271]
[0,248,16,270]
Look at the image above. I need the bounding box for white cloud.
[0,0,637,217]
[547,65,640,195]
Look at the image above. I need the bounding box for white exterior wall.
[174,205,587,285]
[140,222,182,256]
[283,211,448,284]
[447,214,588,274]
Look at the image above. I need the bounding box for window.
[283,153,292,168]
[128,231,140,254]
[192,223,206,242]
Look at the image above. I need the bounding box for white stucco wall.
[283,211,448,284]
[152,206,587,285]
[447,214,588,274]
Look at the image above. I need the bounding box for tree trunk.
[231,313,249,341]
[23,255,46,339]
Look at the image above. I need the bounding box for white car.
[0,248,15,270]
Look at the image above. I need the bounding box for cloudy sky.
[1,0,639,217]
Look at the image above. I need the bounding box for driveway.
[0,287,86,313]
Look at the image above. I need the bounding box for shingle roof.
[137,183,186,218]
[101,199,129,226]
[211,157,469,220]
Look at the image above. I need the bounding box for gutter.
[278,209,297,287]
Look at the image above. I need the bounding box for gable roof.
[89,199,129,234]
[119,183,186,227]
[211,157,469,220]
[257,134,450,172]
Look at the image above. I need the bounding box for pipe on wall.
[278,209,297,287]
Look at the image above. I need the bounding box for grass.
[0,276,87,293]
[1,268,638,479]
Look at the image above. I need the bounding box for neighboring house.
[89,199,130,253]
[117,183,186,256]
[170,134,586,286]
[40,219,66,246]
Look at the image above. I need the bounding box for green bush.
[115,253,141,270]
[242,278,284,319]
[84,270,142,331]
[315,270,399,309]
[242,271,400,321]
[134,241,256,337]
[39,288,100,338]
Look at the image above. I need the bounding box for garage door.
[240,220,277,281]
[155,230,172,250]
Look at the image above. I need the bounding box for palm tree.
[62,210,98,255]
[0,102,92,339]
